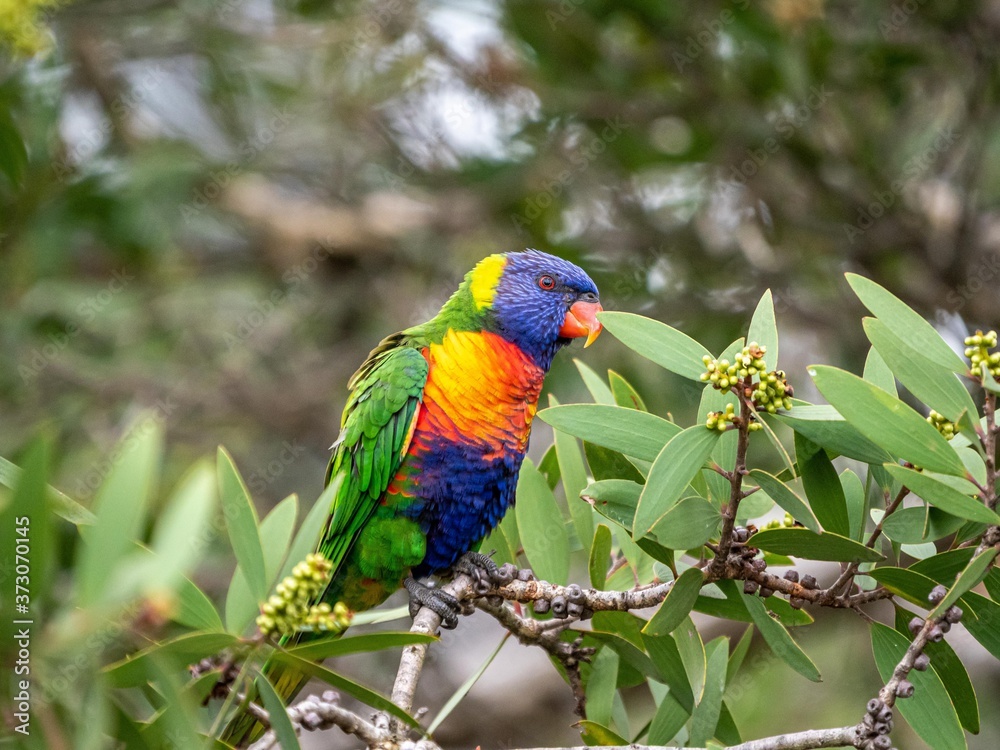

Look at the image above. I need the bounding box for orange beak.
[559,300,603,347]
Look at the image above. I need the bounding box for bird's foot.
[404,577,462,630]
[454,551,533,597]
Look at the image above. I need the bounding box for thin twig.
[710,384,754,578]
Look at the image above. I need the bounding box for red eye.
[538,275,556,290]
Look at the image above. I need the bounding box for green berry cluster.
[256,553,352,639]
[701,343,793,430]
[964,330,1000,377]
[700,343,768,393]
[752,370,793,413]
[926,410,956,440]
[705,403,763,432]
[763,512,796,531]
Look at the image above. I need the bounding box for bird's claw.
[404,577,462,629]
[455,551,527,595]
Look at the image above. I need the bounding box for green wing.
[318,333,428,573]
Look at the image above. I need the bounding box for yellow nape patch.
[469,254,506,310]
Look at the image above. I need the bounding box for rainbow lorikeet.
[222,249,601,745]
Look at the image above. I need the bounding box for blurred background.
[2,0,1000,747]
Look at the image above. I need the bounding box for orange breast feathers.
[414,330,546,457]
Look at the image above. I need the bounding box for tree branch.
[508,725,857,750]
[390,574,475,721]
[476,599,594,716]
[247,691,383,750]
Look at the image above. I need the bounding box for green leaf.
[217,447,267,605]
[884,465,1000,524]
[694,580,813,627]
[985,569,1000,602]
[650,496,721,551]
[747,289,779,368]
[551,396,595,549]
[427,634,508,736]
[78,416,163,606]
[584,480,642,531]
[143,657,207,750]
[929,547,999,618]
[748,471,820,533]
[688,638,728,747]
[810,365,966,476]
[227,493,299,633]
[700,381,738,507]
[864,345,897,396]
[643,568,704,636]
[864,317,978,423]
[871,623,967,750]
[716,701,743,746]
[911,546,977,581]
[587,630,661,684]
[744,594,821,682]
[538,443,561,489]
[869,567,938,606]
[774,406,893,465]
[516,457,570,584]
[578,720,629,745]
[276,476,341,586]
[881,507,967,544]
[147,460,217,592]
[287,632,436,661]
[608,370,648,410]
[7,440,54,609]
[104,632,239,688]
[257,671,301,750]
[269,650,419,727]
[0,453,95,525]
[795,434,850,535]
[0,110,28,186]
[841,469,866,541]
[673,616,707,698]
[634,426,720,537]
[847,274,968,373]
[598,311,712,381]
[575,358,616,404]
[893,606,979,734]
[585,647,619,728]
[538,404,680,463]
[173,576,224,631]
[962,592,1000,660]
[584,442,646,483]
[750,527,883,563]
[647,691,688,745]
[589,524,613,590]
[726,626,754,685]
[485,509,520,567]
[642,633,695,711]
